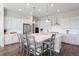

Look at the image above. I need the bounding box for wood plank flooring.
[0,43,19,56]
[59,42,79,56]
[0,43,79,56]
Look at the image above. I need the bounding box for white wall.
[4,10,32,33]
[4,10,33,44]
[0,4,4,47]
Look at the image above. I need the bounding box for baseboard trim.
[62,42,79,47]
[4,42,19,46]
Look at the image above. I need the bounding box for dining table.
[28,32,63,53]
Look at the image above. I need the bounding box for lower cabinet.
[4,34,18,45]
[62,34,79,45]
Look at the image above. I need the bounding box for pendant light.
[54,9,60,25]
[46,4,50,23]
[32,6,36,24]
[54,17,60,25]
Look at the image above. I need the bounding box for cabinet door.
[68,34,75,44]
[70,16,79,29]
[62,34,70,43]
[63,34,79,45]
[70,17,76,29]
[5,34,13,44]
[71,34,79,45]
[59,18,70,29]
[76,16,79,29]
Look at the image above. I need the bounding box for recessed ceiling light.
[38,15,40,17]
[50,4,54,7]
[57,9,60,12]
[26,3,30,6]
[38,9,41,12]
[18,9,22,11]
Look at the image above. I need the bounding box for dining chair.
[17,33,23,55]
[17,33,28,56]
[43,33,56,56]
[25,35,43,56]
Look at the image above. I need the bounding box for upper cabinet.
[59,16,79,29]
[70,16,79,29]
[59,17,70,29]
[76,16,79,29]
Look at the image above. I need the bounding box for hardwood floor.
[0,43,19,56]
[59,42,79,56]
[0,43,79,56]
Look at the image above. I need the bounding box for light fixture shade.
[26,3,30,6]
[32,21,35,23]
[18,9,22,11]
[32,16,36,24]
[51,4,54,7]
[46,20,50,22]
[52,16,60,26]
[54,22,60,25]
[46,18,50,22]
[54,17,60,25]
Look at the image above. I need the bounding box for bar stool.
[43,33,56,56]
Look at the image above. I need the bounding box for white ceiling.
[3,3,79,17]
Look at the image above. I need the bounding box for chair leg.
[25,47,28,56]
[27,46,30,56]
[28,50,30,56]
[20,45,23,55]
[34,50,36,56]
[42,43,45,55]
[18,45,21,55]
[19,44,23,55]
[22,46,25,55]
[50,50,52,56]
[47,44,49,49]
[41,46,43,56]
[49,44,52,56]
[53,41,54,55]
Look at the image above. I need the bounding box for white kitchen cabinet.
[59,18,70,29]
[70,17,76,29]
[4,34,18,45]
[62,34,69,43]
[62,34,79,45]
[71,34,79,45]
[75,16,79,29]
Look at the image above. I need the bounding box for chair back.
[51,33,56,41]
[17,33,28,47]
[17,33,22,43]
[17,33,36,48]
[48,33,56,45]
[26,35,36,48]
[26,35,37,56]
